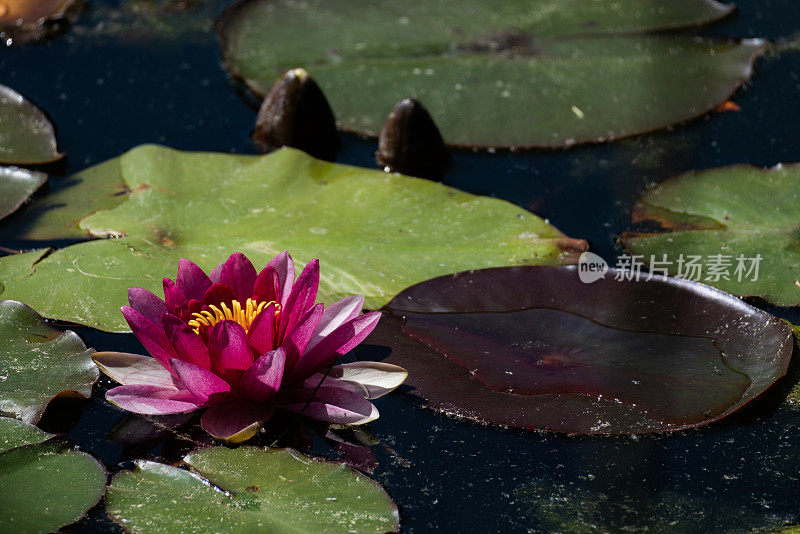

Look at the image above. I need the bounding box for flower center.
[188,298,276,335]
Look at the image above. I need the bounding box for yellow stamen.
[187,298,278,335]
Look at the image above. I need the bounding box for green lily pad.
[0,144,585,332]
[0,441,106,533]
[0,167,47,222]
[0,85,63,165]
[217,0,763,148]
[621,163,800,306]
[0,416,52,453]
[0,156,128,241]
[0,300,98,422]
[106,447,399,533]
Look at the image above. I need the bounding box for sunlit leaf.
[0,167,46,222]
[0,416,51,453]
[0,300,97,422]
[621,163,800,306]
[0,85,62,165]
[218,0,763,148]
[0,144,584,332]
[106,446,399,533]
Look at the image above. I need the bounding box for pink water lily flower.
[93,251,407,443]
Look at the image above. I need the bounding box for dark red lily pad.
[375,266,792,434]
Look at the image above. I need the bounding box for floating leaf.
[217,0,763,148]
[0,144,584,332]
[0,300,98,422]
[0,167,46,222]
[0,156,127,241]
[0,85,63,165]
[376,266,792,433]
[621,163,800,306]
[106,446,399,533]
[0,441,106,533]
[0,416,51,453]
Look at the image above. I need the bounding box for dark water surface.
[4,0,800,532]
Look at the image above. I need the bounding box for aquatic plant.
[93,251,406,442]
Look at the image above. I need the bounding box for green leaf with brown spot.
[0,144,585,331]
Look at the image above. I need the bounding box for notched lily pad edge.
[215,0,765,150]
[0,299,99,422]
[106,446,401,532]
[619,161,800,304]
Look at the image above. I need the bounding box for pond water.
[4,0,800,532]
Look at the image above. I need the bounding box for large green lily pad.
[106,447,399,533]
[0,144,585,332]
[0,300,98,422]
[0,167,47,222]
[621,163,800,306]
[217,0,763,148]
[0,85,63,165]
[0,441,106,533]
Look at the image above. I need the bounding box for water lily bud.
[376,98,449,181]
[253,68,339,161]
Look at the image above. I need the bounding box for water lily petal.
[253,266,280,304]
[122,305,178,371]
[127,288,166,325]
[240,348,286,403]
[170,358,231,403]
[219,252,257,302]
[279,258,319,339]
[300,374,370,397]
[283,303,323,372]
[203,282,237,307]
[280,385,379,425]
[247,302,278,355]
[107,384,203,415]
[266,250,295,307]
[306,296,364,353]
[288,311,381,382]
[176,258,212,300]
[93,352,177,388]
[208,320,255,383]
[163,278,188,312]
[162,314,211,369]
[200,400,273,443]
[327,362,408,399]
[209,260,224,283]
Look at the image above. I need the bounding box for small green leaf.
[0,416,52,454]
[0,85,62,165]
[0,167,47,222]
[106,447,399,533]
[621,163,800,306]
[0,145,584,332]
[0,441,106,533]
[0,300,98,422]
[218,0,763,148]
